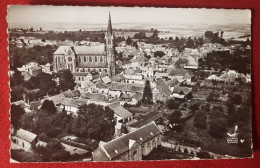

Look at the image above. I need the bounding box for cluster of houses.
[204,70,251,85]
[16,62,51,80]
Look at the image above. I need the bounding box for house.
[93,122,162,161]
[80,80,96,93]
[154,72,169,80]
[219,70,245,83]
[171,86,192,100]
[102,76,112,84]
[153,79,171,103]
[11,100,31,113]
[184,56,198,70]
[123,74,144,84]
[139,66,155,78]
[169,69,195,83]
[165,78,180,91]
[59,97,87,115]
[17,62,42,77]
[11,128,38,151]
[72,72,93,83]
[108,102,133,123]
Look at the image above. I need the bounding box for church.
[53,13,116,78]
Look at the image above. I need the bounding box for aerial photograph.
[8,6,252,162]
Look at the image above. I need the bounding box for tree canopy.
[41,100,57,114]
[142,80,153,104]
[11,104,25,129]
[55,69,76,91]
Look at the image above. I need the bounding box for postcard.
[8,5,252,162]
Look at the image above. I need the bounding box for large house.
[93,122,162,161]
[11,128,38,151]
[53,13,116,78]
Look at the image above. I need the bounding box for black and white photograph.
[8,5,252,162]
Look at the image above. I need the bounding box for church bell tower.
[105,12,116,77]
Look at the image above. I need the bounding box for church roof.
[53,46,72,55]
[73,45,106,55]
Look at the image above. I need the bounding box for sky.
[7,5,251,25]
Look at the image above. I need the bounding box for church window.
[95,57,97,62]
[100,57,103,62]
[89,57,92,62]
[84,57,86,62]
[79,57,81,62]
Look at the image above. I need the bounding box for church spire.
[107,11,113,35]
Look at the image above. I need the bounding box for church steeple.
[107,11,113,35]
[105,11,116,78]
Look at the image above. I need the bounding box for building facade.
[93,122,162,161]
[53,13,116,78]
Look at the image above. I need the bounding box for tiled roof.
[60,97,87,107]
[132,93,143,101]
[73,45,106,55]
[155,79,171,97]
[172,86,191,95]
[15,128,37,143]
[165,78,179,87]
[102,76,112,84]
[95,122,161,160]
[169,69,188,76]
[81,81,96,88]
[62,90,74,98]
[53,46,72,55]
[110,82,144,93]
[84,93,108,102]
[108,102,132,119]
[111,74,124,82]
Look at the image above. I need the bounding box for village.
[9,12,252,162]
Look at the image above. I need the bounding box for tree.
[72,104,115,141]
[29,27,34,32]
[150,29,159,39]
[228,94,243,105]
[38,73,56,94]
[220,31,224,39]
[11,104,25,129]
[126,36,132,45]
[154,51,165,58]
[10,68,24,87]
[189,102,201,112]
[133,32,146,39]
[205,31,214,39]
[206,91,220,102]
[41,38,46,42]
[167,99,181,109]
[175,58,189,69]
[209,118,227,139]
[142,80,153,104]
[168,110,183,132]
[41,100,57,114]
[193,110,207,129]
[56,69,76,91]
[186,37,194,48]
[133,41,138,49]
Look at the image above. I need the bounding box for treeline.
[199,49,251,74]
[9,45,57,69]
